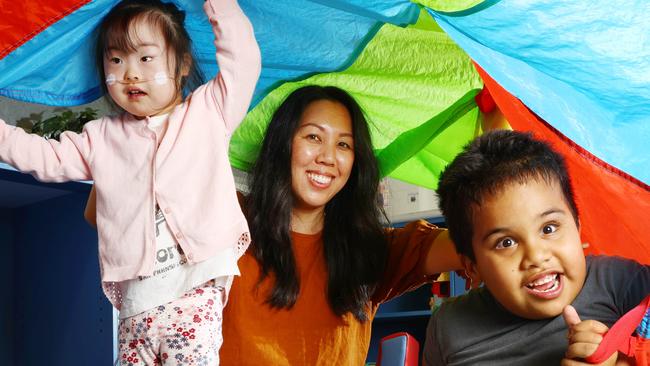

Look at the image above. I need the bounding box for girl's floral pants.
[117,281,226,366]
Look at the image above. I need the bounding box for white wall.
[383,177,441,223]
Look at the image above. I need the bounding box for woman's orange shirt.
[220,220,442,365]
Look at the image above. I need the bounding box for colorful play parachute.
[1,0,648,263]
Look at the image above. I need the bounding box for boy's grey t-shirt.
[423,255,650,366]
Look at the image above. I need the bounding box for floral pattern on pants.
[118,283,225,366]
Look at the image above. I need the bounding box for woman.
[220,85,458,364]
[85,85,459,364]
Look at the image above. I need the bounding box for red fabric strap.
[585,295,650,363]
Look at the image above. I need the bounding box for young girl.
[0,0,260,364]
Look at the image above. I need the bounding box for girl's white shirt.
[118,114,237,319]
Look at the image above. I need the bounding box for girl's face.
[103,19,183,119]
[291,99,355,213]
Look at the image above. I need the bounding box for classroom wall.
[0,209,14,366]
[13,192,112,365]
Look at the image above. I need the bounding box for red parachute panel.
[0,0,90,59]
[477,65,650,265]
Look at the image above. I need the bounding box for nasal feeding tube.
[105,72,172,86]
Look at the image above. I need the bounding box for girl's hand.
[561,305,617,366]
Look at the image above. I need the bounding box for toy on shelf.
[429,272,450,310]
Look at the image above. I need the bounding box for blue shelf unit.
[0,163,113,366]
[366,218,466,365]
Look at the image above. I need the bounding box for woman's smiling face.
[290,99,355,213]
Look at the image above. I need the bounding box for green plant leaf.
[25,108,98,140]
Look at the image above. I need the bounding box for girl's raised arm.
[204,0,261,134]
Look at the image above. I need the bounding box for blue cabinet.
[366,218,466,365]
[0,164,113,365]
[367,285,433,365]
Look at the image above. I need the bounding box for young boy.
[424,130,650,365]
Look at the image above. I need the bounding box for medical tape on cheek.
[105,74,117,86]
[154,72,169,85]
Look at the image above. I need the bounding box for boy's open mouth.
[525,272,562,299]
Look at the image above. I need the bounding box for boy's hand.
[561,305,618,366]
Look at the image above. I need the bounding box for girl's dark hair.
[436,130,580,261]
[247,85,387,321]
[95,0,204,105]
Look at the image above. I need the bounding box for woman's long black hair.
[246,85,388,321]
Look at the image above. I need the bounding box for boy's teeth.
[526,274,559,291]
[529,274,555,286]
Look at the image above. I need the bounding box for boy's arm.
[204,0,261,135]
[0,119,92,182]
[561,305,618,366]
